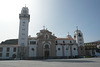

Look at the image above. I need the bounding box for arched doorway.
[12,54,16,59]
[45,51,49,57]
[44,44,50,58]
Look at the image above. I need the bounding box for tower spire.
[76,26,78,30]
[25,4,26,7]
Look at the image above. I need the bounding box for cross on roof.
[68,32,69,35]
[76,26,78,30]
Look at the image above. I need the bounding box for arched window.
[46,35,48,39]
[80,39,82,41]
[81,47,83,50]
[7,48,10,52]
[13,48,16,52]
[12,54,16,58]
[44,34,49,39]
[32,48,34,51]
[74,35,76,38]
[0,47,3,52]
[78,33,82,37]
[56,41,58,43]
[66,48,68,50]
[22,22,25,26]
[58,48,60,50]
[63,41,65,43]
[45,45,49,49]
[30,41,36,45]
[70,41,72,43]
[74,48,76,50]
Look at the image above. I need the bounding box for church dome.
[67,35,72,38]
[21,6,29,14]
[74,30,82,35]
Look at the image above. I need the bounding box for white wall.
[64,45,70,56]
[89,50,100,57]
[29,39,37,57]
[0,46,17,59]
[29,45,37,57]
[95,50,100,56]
[72,45,78,56]
[56,39,77,57]
[56,40,74,44]
[56,44,63,56]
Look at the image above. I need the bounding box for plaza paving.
[0,57,100,67]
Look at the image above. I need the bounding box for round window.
[32,48,34,51]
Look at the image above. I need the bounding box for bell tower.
[18,6,30,46]
[18,6,30,59]
[74,27,85,57]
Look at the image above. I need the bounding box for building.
[85,41,100,57]
[0,6,85,60]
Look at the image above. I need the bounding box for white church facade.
[0,6,85,60]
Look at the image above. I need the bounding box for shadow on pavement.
[0,59,95,63]
[41,59,95,63]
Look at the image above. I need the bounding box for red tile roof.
[56,38,74,40]
[29,37,37,39]
[29,37,74,40]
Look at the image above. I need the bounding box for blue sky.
[0,0,100,43]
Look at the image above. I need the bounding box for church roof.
[56,38,74,40]
[29,37,37,40]
[0,45,17,47]
[29,37,74,40]
[0,39,18,45]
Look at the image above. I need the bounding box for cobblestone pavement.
[0,58,100,67]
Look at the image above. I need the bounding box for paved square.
[0,58,100,67]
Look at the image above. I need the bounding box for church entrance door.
[12,54,16,59]
[45,51,49,58]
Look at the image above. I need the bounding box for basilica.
[0,6,85,59]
